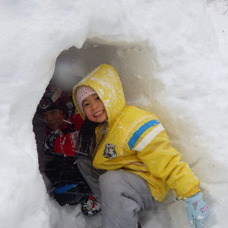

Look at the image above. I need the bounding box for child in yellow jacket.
[72,64,209,228]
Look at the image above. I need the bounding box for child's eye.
[83,102,89,107]
[96,96,100,100]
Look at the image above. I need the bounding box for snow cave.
[1,1,228,228]
[33,40,165,228]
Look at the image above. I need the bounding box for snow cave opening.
[32,39,159,208]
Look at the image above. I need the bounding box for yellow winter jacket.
[72,64,200,202]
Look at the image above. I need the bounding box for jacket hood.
[72,64,126,125]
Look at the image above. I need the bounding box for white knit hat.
[76,86,96,113]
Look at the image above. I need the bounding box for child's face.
[82,93,107,123]
[42,109,65,130]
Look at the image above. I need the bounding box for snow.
[0,0,228,227]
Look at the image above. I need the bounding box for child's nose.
[46,114,54,123]
[91,102,98,110]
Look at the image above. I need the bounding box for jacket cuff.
[176,186,201,200]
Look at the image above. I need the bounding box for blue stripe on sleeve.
[128,120,160,150]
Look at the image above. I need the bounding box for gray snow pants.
[77,156,157,228]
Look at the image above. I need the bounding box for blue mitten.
[185,192,209,228]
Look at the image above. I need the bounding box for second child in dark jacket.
[36,86,100,216]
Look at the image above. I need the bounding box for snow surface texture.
[0,0,228,227]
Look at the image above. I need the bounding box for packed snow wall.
[1,1,228,227]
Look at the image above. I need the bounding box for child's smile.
[82,94,107,123]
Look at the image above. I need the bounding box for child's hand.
[185,192,209,228]
[43,129,62,154]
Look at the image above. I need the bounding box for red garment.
[45,113,84,157]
